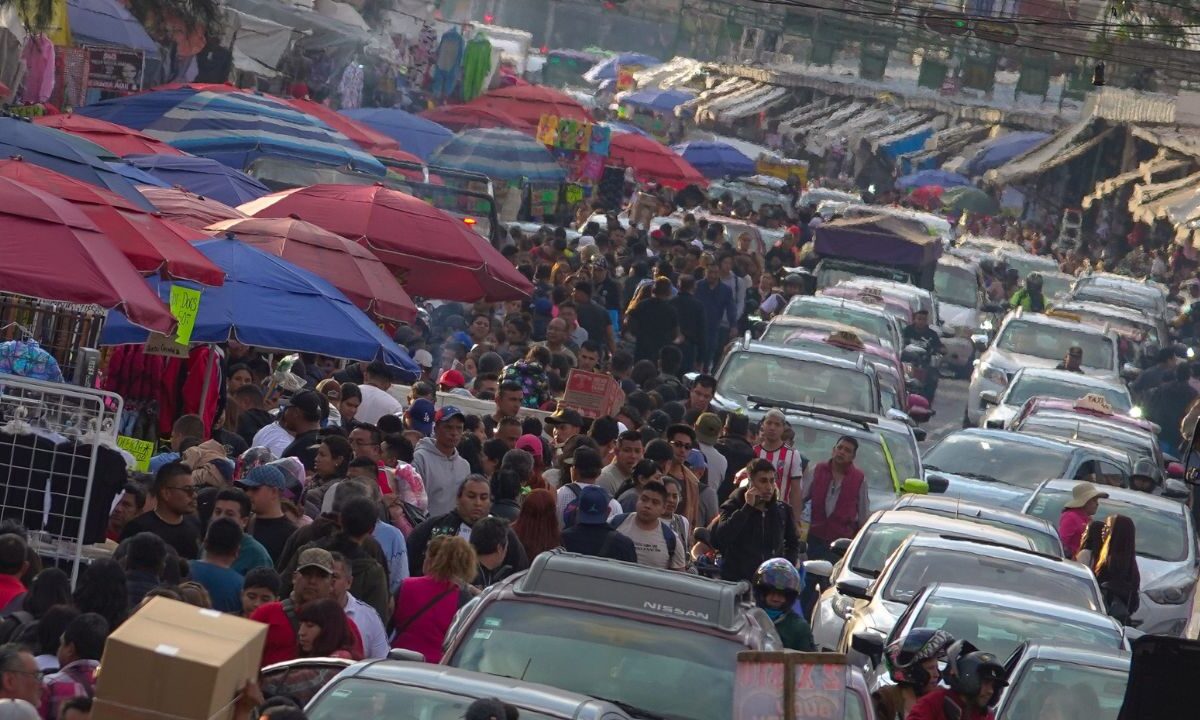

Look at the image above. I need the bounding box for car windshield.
[717,352,874,412]
[848,524,924,576]
[914,598,1121,661]
[1025,491,1189,562]
[1041,274,1073,299]
[999,660,1128,720]
[1004,377,1130,410]
[923,435,1068,489]
[784,302,894,347]
[307,678,561,720]
[996,320,1115,370]
[790,423,907,496]
[903,507,1063,557]
[884,548,1100,608]
[449,601,742,720]
[935,266,979,308]
[1069,310,1156,345]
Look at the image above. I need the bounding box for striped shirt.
[754,443,808,503]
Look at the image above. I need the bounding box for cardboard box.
[93,597,267,720]
[561,369,624,419]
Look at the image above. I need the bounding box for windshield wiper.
[591,698,670,720]
[849,566,881,578]
[950,471,1002,483]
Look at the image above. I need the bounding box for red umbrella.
[33,114,187,157]
[908,185,944,210]
[205,216,417,323]
[283,98,402,154]
[467,85,591,127]
[138,186,248,230]
[0,176,174,333]
[0,159,224,285]
[608,132,707,189]
[419,104,535,133]
[239,184,533,302]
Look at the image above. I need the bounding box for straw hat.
[1063,481,1108,509]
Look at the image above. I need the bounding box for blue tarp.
[341,108,454,161]
[896,169,972,190]
[671,141,755,179]
[124,154,270,206]
[965,131,1051,176]
[880,127,934,161]
[583,53,661,84]
[621,88,695,114]
[99,239,419,376]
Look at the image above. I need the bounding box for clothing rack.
[0,373,124,587]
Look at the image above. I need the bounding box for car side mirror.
[979,390,1000,406]
[851,631,886,668]
[830,537,853,559]
[971,334,990,351]
[926,474,950,493]
[901,478,929,495]
[1167,461,1185,479]
[387,648,426,663]
[1164,478,1191,499]
[803,559,834,578]
[836,578,872,600]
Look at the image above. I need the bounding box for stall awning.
[224,8,295,78]
[807,106,889,156]
[875,119,941,160]
[1130,125,1200,160]
[718,85,790,123]
[779,100,852,139]
[983,119,1106,185]
[1082,151,1191,209]
[677,77,746,115]
[1128,171,1200,227]
[696,81,776,123]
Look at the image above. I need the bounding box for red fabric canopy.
[283,98,402,154]
[33,114,187,157]
[419,104,534,133]
[239,183,533,302]
[138,186,248,230]
[466,85,590,128]
[0,176,174,333]
[608,132,707,190]
[206,216,417,323]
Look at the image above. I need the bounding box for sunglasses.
[670,440,692,450]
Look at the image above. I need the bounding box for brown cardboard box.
[93,597,267,720]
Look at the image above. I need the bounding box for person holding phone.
[712,459,800,584]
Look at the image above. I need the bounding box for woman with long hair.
[1075,520,1106,567]
[73,559,128,631]
[297,598,357,659]
[1094,514,1140,625]
[391,536,476,662]
[303,435,354,517]
[512,488,561,560]
[23,568,72,618]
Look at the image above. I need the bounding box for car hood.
[984,348,1117,379]
[940,303,979,330]
[1138,555,1189,588]
[926,470,1033,511]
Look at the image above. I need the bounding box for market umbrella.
[98,239,420,374]
[908,185,944,210]
[0,158,225,285]
[75,88,386,175]
[0,117,156,210]
[283,97,400,154]
[107,161,172,187]
[466,85,591,127]
[340,108,453,161]
[66,0,158,58]
[123,154,270,206]
[428,128,566,184]
[621,87,696,114]
[608,131,707,189]
[418,104,534,133]
[942,186,1000,215]
[964,131,1051,176]
[138,186,248,230]
[0,176,174,333]
[34,115,187,157]
[672,140,755,179]
[206,216,417,323]
[239,183,535,302]
[895,169,971,190]
[583,52,661,83]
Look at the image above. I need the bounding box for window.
[717,352,875,413]
[997,321,1115,370]
[923,435,1068,489]
[308,679,562,720]
[791,424,897,494]
[998,661,1127,720]
[935,266,979,308]
[1003,378,1130,411]
[913,598,1121,661]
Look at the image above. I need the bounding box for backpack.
[610,513,677,560]
[0,593,32,645]
[561,483,583,528]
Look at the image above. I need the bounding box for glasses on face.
[670,440,692,450]
[7,668,41,680]
[167,485,199,497]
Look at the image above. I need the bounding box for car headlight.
[832,594,856,620]
[1145,583,1191,605]
[978,363,1009,386]
[979,318,994,332]
[1130,406,1144,419]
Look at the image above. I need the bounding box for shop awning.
[1130,125,1200,160]
[875,119,940,160]
[677,76,746,115]
[984,119,1107,185]
[1082,151,1191,209]
[807,106,889,156]
[717,85,790,123]
[1128,172,1200,226]
[778,100,852,139]
[695,81,776,123]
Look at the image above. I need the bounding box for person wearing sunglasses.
[118,462,202,560]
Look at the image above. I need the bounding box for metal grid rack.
[0,373,124,586]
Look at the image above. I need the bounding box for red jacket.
[250,600,364,667]
[808,461,864,543]
[906,688,994,720]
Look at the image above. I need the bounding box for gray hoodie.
[413,436,471,516]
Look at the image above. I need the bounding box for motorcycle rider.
[1009,272,1047,313]
[902,309,943,402]
[751,558,814,651]
[872,628,955,720]
[907,640,1009,720]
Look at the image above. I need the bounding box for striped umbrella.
[429,128,566,183]
[74,88,386,176]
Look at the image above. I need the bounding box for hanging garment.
[49,442,127,544]
[430,28,464,101]
[461,34,492,101]
[339,62,364,109]
[0,430,57,532]
[0,340,64,382]
[19,33,53,104]
[411,23,438,87]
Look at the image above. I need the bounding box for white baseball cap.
[412,349,433,368]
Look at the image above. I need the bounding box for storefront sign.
[86,46,145,93]
[117,435,156,472]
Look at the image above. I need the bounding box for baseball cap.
[436,405,466,424]
[545,407,584,428]
[570,446,603,475]
[694,412,721,446]
[412,349,434,369]
[286,390,323,423]
[515,433,543,458]
[407,398,436,436]
[238,464,286,489]
[296,547,335,575]
[686,448,708,471]
[438,369,466,389]
[576,485,612,525]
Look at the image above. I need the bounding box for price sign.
[117,435,156,472]
[565,184,584,205]
[170,286,201,345]
[144,331,189,358]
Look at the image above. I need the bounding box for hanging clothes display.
[0,429,57,531]
[339,62,364,109]
[410,22,437,87]
[0,339,64,382]
[430,27,464,101]
[102,344,223,441]
[461,32,492,101]
[49,440,127,544]
[19,33,53,104]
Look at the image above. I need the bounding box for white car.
[979,367,1133,429]
[966,308,1120,426]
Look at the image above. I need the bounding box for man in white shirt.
[610,480,687,571]
[331,552,388,658]
[557,447,621,527]
[251,415,293,457]
[356,361,405,425]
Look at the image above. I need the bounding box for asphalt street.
[921,377,970,449]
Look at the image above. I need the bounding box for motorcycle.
[901,338,942,404]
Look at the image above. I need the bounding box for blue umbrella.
[602,121,650,137]
[672,140,756,179]
[123,154,270,206]
[76,88,385,175]
[965,131,1051,176]
[67,0,159,57]
[99,239,419,376]
[895,169,972,190]
[341,108,454,161]
[106,161,172,188]
[0,117,154,209]
[583,53,661,83]
[429,128,566,183]
[621,87,695,114]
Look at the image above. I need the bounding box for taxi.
[820,284,915,327]
[1012,393,1159,434]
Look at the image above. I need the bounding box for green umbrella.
[942,186,999,215]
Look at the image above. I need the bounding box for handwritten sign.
[144,331,189,358]
[733,652,851,720]
[117,435,156,472]
[170,286,201,346]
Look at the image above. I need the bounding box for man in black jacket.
[407,475,528,576]
[561,485,637,562]
[671,274,707,373]
[715,414,756,503]
[713,459,800,583]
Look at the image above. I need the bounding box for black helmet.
[783,272,806,288]
[1005,267,1019,280]
[1026,272,1043,291]
[978,258,996,275]
[945,640,1008,705]
[883,628,954,688]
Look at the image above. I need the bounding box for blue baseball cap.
[407,398,436,436]
[239,464,286,489]
[686,448,708,471]
[577,485,612,525]
[436,405,466,424]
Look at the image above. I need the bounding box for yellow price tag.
[170,286,201,346]
[117,435,156,472]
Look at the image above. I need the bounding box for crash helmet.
[1025,272,1043,291]
[978,258,996,276]
[883,628,955,688]
[944,640,1009,705]
[752,558,803,601]
[783,272,807,289]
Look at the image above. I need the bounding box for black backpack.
[0,592,33,644]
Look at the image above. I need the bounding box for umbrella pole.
[199,344,217,438]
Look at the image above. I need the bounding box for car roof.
[1075,272,1168,296]
[1001,310,1114,335]
[1010,366,1125,389]
[937,255,978,271]
[511,550,755,632]
[939,427,1085,453]
[781,402,913,437]
[737,340,870,371]
[1019,407,1157,438]
[786,294,894,318]
[869,510,1036,551]
[1051,300,1156,325]
[900,533,1070,568]
[1036,480,1186,513]
[891,494,1058,536]
[918,583,1121,629]
[839,277,933,300]
[1019,642,1130,669]
[337,661,626,718]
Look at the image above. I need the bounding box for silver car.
[1022,480,1200,636]
[978,367,1133,429]
[993,643,1129,720]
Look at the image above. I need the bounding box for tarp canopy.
[621,87,695,114]
[965,131,1052,177]
[67,0,158,57]
[225,0,372,69]
[814,214,943,268]
[223,8,294,78]
[984,119,1110,186]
